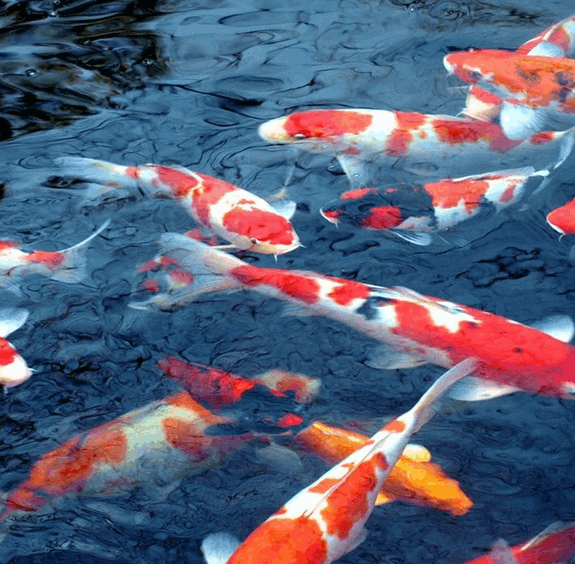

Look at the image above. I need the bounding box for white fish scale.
[433,199,474,230]
[419,300,479,334]
[0,248,30,268]
[208,188,274,232]
[360,110,397,145]
[0,352,30,387]
[483,177,526,208]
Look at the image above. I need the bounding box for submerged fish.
[0,308,31,388]
[133,234,575,402]
[444,49,575,139]
[547,197,575,236]
[320,166,552,246]
[0,220,109,294]
[294,421,472,516]
[462,14,575,122]
[258,109,573,186]
[54,157,299,256]
[200,359,476,564]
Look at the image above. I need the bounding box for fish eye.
[293,133,307,140]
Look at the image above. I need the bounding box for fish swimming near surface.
[463,522,575,564]
[54,157,299,256]
[0,308,31,389]
[258,109,574,187]
[199,359,476,564]
[133,234,575,402]
[319,166,554,246]
[460,14,575,122]
[294,421,472,516]
[444,49,575,139]
[0,219,110,295]
[547,197,575,236]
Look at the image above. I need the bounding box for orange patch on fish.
[26,251,64,268]
[162,418,211,461]
[384,420,406,433]
[153,166,201,199]
[222,207,295,245]
[425,178,489,213]
[341,187,379,200]
[284,110,372,138]
[360,206,403,229]
[385,112,427,157]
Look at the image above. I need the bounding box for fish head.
[546,200,575,236]
[0,340,32,388]
[258,110,374,150]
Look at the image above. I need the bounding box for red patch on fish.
[169,268,193,287]
[425,178,489,214]
[232,265,321,304]
[385,112,427,157]
[531,131,555,144]
[284,110,373,138]
[360,206,403,229]
[142,279,160,293]
[222,207,295,245]
[547,26,571,54]
[327,280,371,306]
[163,418,211,461]
[0,241,19,251]
[276,413,305,428]
[547,198,575,235]
[0,341,17,365]
[190,173,238,227]
[26,251,64,268]
[152,166,201,199]
[384,420,406,433]
[341,187,379,200]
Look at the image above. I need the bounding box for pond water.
[1,1,575,563]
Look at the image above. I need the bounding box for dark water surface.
[1,1,575,563]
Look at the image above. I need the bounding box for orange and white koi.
[0,219,109,294]
[137,234,575,402]
[320,167,550,246]
[55,157,299,255]
[462,14,575,122]
[258,109,573,186]
[200,359,476,564]
[444,49,575,139]
[464,522,575,564]
[0,308,31,388]
[294,421,472,516]
[547,197,575,236]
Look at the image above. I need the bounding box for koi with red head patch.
[0,308,31,388]
[547,197,575,236]
[460,14,575,122]
[200,359,476,564]
[0,220,109,295]
[0,391,257,524]
[258,109,572,186]
[138,234,575,402]
[464,522,575,564]
[320,167,551,246]
[295,421,472,516]
[444,49,575,139]
[55,157,299,256]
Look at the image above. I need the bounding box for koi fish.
[320,166,551,246]
[258,109,573,187]
[135,234,575,402]
[547,197,575,236]
[464,522,575,564]
[294,421,472,516]
[462,14,575,122]
[0,308,31,388]
[0,219,110,295]
[444,50,575,139]
[54,157,299,256]
[200,359,476,564]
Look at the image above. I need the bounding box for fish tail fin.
[406,358,477,434]
[553,126,575,172]
[201,532,241,564]
[0,308,29,338]
[129,234,244,310]
[50,219,110,283]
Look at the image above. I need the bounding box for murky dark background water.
[2,1,575,562]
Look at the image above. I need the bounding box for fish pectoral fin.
[487,539,520,564]
[447,376,521,402]
[402,443,432,463]
[530,315,575,343]
[268,190,297,220]
[500,102,548,140]
[201,532,241,564]
[520,521,575,551]
[365,344,429,370]
[389,229,433,246]
[374,492,395,506]
[0,308,29,338]
[336,155,373,188]
[527,41,566,57]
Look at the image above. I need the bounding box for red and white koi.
[547,197,575,236]
[444,49,575,139]
[461,14,575,122]
[320,167,550,246]
[138,234,575,402]
[0,219,109,294]
[0,308,31,388]
[258,109,573,186]
[464,522,575,564]
[55,157,299,255]
[200,359,476,564]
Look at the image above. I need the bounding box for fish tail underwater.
[2,3,575,564]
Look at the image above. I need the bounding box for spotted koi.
[0,308,31,388]
[55,157,299,255]
[547,197,575,236]
[200,359,476,564]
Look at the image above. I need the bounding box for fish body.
[294,421,472,516]
[56,158,299,255]
[0,308,31,388]
[142,234,575,401]
[0,220,109,294]
[547,197,575,235]
[258,109,572,185]
[200,359,476,564]
[463,14,575,121]
[464,522,575,564]
[0,391,256,523]
[444,50,575,138]
[320,167,545,244]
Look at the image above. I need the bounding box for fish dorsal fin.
[520,521,575,551]
[365,344,429,370]
[500,102,548,140]
[528,42,566,57]
[201,532,241,564]
[530,315,575,343]
[337,155,370,188]
[488,539,519,564]
[447,376,522,402]
[0,308,29,338]
[389,229,433,246]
